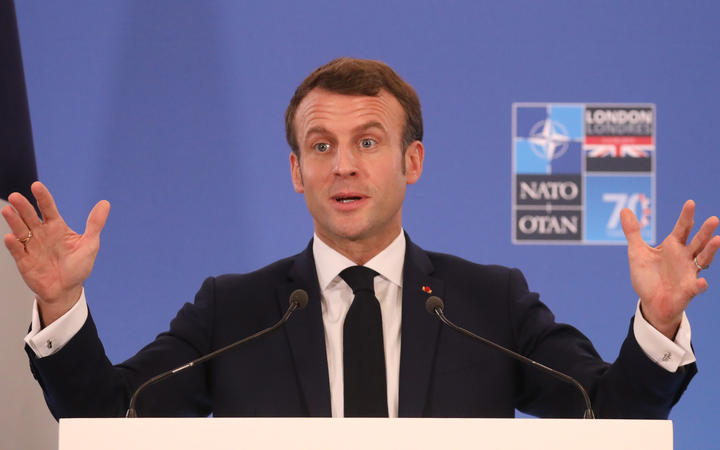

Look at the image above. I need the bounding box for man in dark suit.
[3,58,719,419]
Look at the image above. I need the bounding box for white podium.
[59,417,672,449]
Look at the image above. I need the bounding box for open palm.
[621,200,719,338]
[2,182,110,325]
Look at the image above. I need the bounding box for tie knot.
[339,266,379,294]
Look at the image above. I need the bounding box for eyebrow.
[303,121,387,142]
[354,121,386,134]
[304,126,330,139]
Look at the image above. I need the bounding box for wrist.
[639,302,681,340]
[37,286,83,327]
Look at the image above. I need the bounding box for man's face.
[290,88,423,257]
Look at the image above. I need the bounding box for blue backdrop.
[14,1,719,447]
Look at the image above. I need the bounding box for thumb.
[620,207,643,247]
[84,200,111,239]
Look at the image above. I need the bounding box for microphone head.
[289,289,309,310]
[425,296,444,315]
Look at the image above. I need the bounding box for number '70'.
[602,193,650,230]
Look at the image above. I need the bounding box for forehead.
[294,88,405,139]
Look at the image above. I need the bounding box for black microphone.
[425,296,595,419]
[125,289,309,418]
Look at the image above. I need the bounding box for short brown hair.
[285,57,423,157]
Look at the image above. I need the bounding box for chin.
[335,229,370,242]
[325,222,373,242]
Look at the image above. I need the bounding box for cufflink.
[661,352,671,361]
[46,340,53,349]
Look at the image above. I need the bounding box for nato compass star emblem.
[527,119,571,174]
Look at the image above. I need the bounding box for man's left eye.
[360,138,377,149]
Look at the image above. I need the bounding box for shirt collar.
[313,230,406,291]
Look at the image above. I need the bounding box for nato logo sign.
[512,103,655,244]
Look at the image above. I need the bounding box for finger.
[7,191,42,229]
[669,200,695,244]
[620,208,643,247]
[695,234,720,270]
[1,204,31,238]
[688,216,719,256]
[694,278,709,296]
[4,233,29,261]
[83,200,111,239]
[31,181,62,222]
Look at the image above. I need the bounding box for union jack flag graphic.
[586,144,652,158]
[584,135,654,158]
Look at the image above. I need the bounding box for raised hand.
[621,200,719,339]
[1,181,110,326]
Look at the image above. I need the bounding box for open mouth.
[335,196,362,203]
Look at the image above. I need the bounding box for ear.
[290,152,304,193]
[404,141,424,185]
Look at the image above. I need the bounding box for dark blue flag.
[1,6,57,449]
[0,0,37,205]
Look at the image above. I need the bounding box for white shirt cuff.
[24,289,89,358]
[633,300,695,372]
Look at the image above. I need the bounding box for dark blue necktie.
[340,265,388,417]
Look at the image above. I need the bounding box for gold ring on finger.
[18,230,32,246]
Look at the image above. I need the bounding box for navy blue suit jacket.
[27,236,695,419]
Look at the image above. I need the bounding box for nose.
[333,145,357,177]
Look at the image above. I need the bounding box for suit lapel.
[398,236,443,417]
[277,240,332,416]
[277,236,442,417]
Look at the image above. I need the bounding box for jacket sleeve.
[508,268,696,418]
[26,277,219,419]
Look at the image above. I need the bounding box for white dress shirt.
[25,230,696,417]
[313,231,405,417]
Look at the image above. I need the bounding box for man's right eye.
[313,143,331,153]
